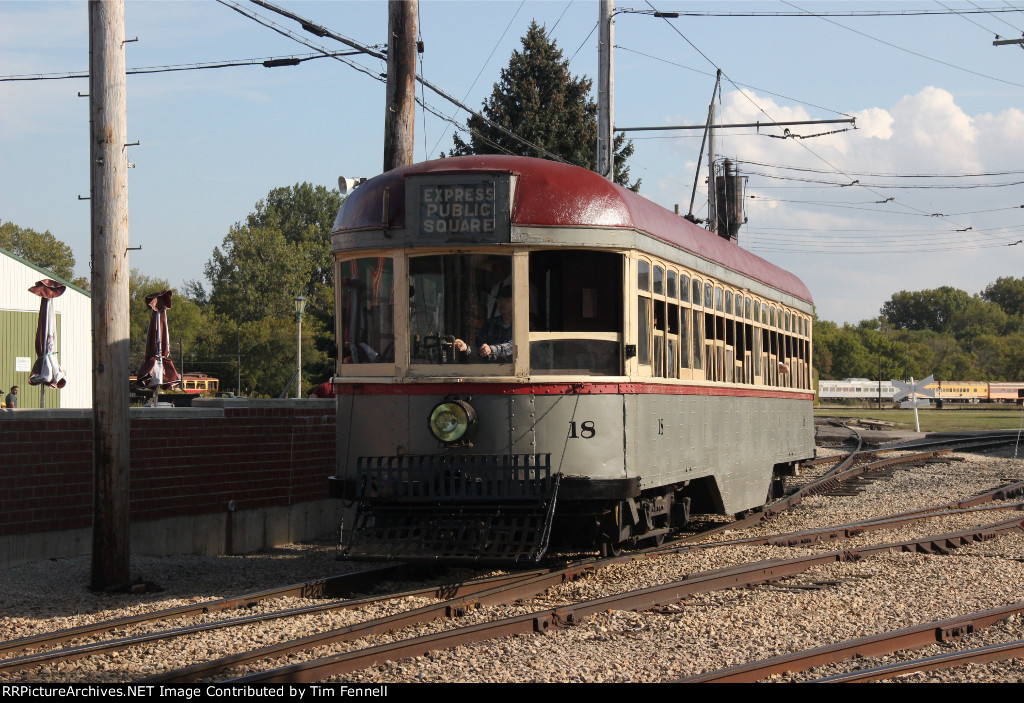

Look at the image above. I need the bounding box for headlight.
[428,399,477,444]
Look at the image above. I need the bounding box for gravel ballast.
[2,442,1023,683]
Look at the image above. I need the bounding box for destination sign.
[419,183,496,236]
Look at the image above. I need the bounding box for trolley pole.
[89,0,131,591]
[383,0,417,171]
[597,0,614,181]
[707,91,718,236]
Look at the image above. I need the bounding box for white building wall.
[1,250,92,408]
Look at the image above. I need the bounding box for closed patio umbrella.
[136,290,181,404]
[28,278,68,408]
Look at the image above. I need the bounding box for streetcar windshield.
[409,254,513,365]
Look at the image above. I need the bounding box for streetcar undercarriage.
[335,459,799,564]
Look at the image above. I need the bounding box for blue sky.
[2,1,1023,324]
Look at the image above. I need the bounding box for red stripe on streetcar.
[331,381,812,400]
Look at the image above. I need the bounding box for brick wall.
[0,399,336,540]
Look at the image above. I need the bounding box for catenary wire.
[426,0,525,159]
[781,0,1024,89]
[226,0,571,164]
[0,52,363,81]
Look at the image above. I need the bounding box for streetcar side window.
[529,250,623,375]
[691,277,703,371]
[638,259,650,292]
[638,296,651,366]
[340,257,395,365]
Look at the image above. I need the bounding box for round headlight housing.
[428,399,477,444]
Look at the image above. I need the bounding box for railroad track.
[2,432,1021,683]
[679,602,1024,683]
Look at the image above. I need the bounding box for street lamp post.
[294,295,306,399]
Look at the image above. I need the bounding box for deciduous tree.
[128,270,209,376]
[199,184,340,396]
[0,220,88,289]
[880,287,972,332]
[981,276,1024,318]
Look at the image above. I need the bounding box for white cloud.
[852,107,893,140]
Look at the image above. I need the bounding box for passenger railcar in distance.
[818,378,899,402]
[328,155,815,564]
[989,382,1024,403]
[818,378,1024,404]
[925,381,987,403]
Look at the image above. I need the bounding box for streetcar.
[328,155,815,563]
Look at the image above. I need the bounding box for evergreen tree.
[450,20,639,190]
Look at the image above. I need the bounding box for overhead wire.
[747,240,1020,254]
[748,225,1024,242]
[780,0,1024,89]
[642,1,984,236]
[549,0,574,34]
[732,159,1024,179]
[615,45,853,118]
[417,0,428,162]
[226,0,571,164]
[0,51,363,81]
[937,0,1006,34]
[569,21,599,62]
[620,6,1024,18]
[747,196,1024,218]
[426,0,525,159]
[741,170,1024,189]
[642,0,1024,248]
[972,0,1024,32]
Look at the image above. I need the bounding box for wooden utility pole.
[89,0,131,591]
[597,0,614,181]
[383,0,417,171]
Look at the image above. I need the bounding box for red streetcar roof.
[335,155,813,304]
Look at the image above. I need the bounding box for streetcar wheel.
[645,532,666,548]
[600,541,623,557]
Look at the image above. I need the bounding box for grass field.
[815,405,1024,432]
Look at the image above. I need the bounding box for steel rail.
[675,445,944,545]
[0,568,555,675]
[7,435,1011,679]
[812,638,1024,683]
[651,438,1017,555]
[754,433,1023,524]
[0,564,402,658]
[684,500,1024,552]
[678,602,1024,683]
[229,517,1024,683]
[144,561,597,683]
[150,496,1024,682]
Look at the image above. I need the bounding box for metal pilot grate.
[341,454,559,564]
